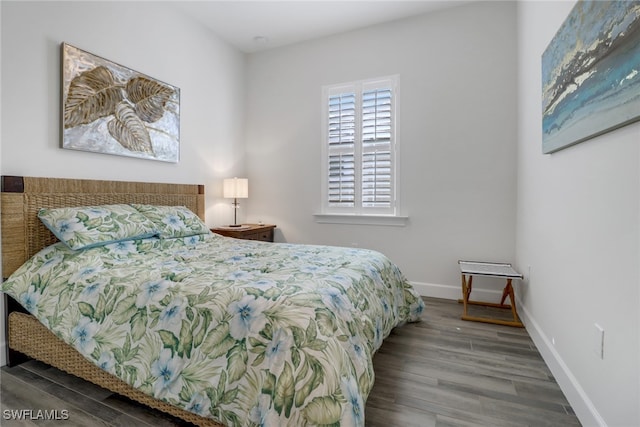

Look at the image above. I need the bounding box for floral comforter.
[2,233,424,426]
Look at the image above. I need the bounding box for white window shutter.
[327,92,356,208]
[322,76,398,215]
[361,88,393,209]
[328,153,355,207]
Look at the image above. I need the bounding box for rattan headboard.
[1,176,205,278]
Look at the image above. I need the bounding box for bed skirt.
[7,311,223,427]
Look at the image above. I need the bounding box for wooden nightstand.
[211,224,276,242]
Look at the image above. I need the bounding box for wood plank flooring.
[0,297,581,426]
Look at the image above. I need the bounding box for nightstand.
[211,224,276,242]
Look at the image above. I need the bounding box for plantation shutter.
[361,88,392,208]
[322,76,397,215]
[327,92,356,208]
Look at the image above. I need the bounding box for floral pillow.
[131,204,210,239]
[38,204,159,250]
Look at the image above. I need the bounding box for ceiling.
[171,1,474,53]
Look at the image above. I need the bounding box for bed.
[1,176,425,427]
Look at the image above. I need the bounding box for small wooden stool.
[458,260,524,327]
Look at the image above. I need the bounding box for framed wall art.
[541,1,640,154]
[62,43,180,162]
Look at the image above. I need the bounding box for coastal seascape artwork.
[542,0,640,154]
[62,43,180,162]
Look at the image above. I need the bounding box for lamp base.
[227,224,243,228]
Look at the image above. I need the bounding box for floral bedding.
[2,233,424,426]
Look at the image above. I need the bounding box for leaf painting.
[62,43,180,162]
[126,77,175,123]
[64,66,123,128]
[107,102,154,155]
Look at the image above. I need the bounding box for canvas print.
[62,43,180,162]
[542,1,640,154]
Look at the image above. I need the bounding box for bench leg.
[458,276,523,327]
[460,273,473,318]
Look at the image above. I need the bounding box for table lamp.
[223,177,248,227]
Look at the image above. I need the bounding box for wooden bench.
[458,260,524,327]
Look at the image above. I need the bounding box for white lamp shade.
[223,178,248,199]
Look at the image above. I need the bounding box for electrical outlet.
[593,323,604,359]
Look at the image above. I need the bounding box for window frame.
[320,75,400,218]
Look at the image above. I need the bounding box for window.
[321,75,399,216]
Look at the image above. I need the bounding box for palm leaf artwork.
[64,66,123,129]
[126,77,175,123]
[62,43,180,162]
[107,102,155,155]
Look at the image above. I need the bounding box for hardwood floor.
[366,298,580,427]
[0,297,581,426]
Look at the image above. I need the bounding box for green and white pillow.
[131,204,209,239]
[38,204,159,250]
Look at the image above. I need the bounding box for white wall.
[516,2,640,426]
[244,1,518,297]
[0,1,246,365]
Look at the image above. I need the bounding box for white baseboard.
[516,301,606,427]
[410,280,503,302]
[411,280,605,427]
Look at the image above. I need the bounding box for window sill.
[313,213,408,226]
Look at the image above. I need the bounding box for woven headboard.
[1,176,205,278]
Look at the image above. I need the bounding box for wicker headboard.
[1,176,205,278]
